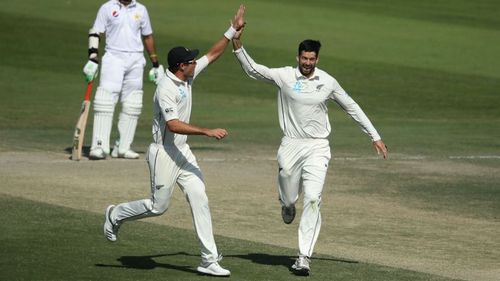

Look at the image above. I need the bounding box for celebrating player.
[83,0,162,160]
[232,29,388,275]
[102,5,246,277]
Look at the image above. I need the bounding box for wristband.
[88,48,98,59]
[223,26,237,40]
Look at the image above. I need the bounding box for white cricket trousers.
[110,143,220,263]
[99,50,145,97]
[277,136,331,258]
[91,51,146,153]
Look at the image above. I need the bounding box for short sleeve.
[140,6,153,36]
[157,84,179,122]
[92,5,107,33]
[193,55,209,79]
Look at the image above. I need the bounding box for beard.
[299,64,315,77]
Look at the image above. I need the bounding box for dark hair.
[298,39,321,56]
[168,65,180,73]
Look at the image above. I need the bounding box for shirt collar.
[294,67,320,81]
[166,69,185,84]
[114,0,137,8]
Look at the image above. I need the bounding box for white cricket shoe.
[291,256,311,276]
[89,147,107,160]
[103,205,119,242]
[197,262,230,276]
[281,204,296,224]
[111,145,139,159]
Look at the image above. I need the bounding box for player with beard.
[232,33,388,275]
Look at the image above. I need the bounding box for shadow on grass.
[227,252,358,266]
[227,253,358,276]
[95,251,358,275]
[95,252,198,274]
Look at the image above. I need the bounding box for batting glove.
[148,64,165,84]
[83,60,99,82]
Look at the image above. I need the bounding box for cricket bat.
[71,81,94,161]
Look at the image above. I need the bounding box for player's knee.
[278,165,294,178]
[151,207,167,216]
[149,198,170,215]
[187,188,209,207]
[304,194,322,208]
[122,90,143,116]
[94,87,117,113]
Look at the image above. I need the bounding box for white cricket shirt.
[92,0,153,53]
[234,47,381,141]
[152,56,210,148]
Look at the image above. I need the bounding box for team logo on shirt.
[316,84,324,92]
[112,10,119,17]
[134,13,142,21]
[292,81,302,93]
[179,88,187,100]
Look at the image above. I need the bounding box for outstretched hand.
[207,128,228,140]
[373,140,388,159]
[232,4,246,31]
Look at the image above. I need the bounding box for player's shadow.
[227,253,295,267]
[95,251,358,276]
[225,252,358,275]
[95,252,198,274]
[228,252,358,265]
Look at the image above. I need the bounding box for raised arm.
[205,4,246,64]
[232,27,243,51]
[230,19,282,86]
[232,43,282,86]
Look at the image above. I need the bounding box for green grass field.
[0,0,499,280]
[1,195,455,281]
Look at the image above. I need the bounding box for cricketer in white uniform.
[102,5,246,277]
[232,35,388,275]
[83,0,163,160]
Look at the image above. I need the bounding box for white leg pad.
[91,87,117,154]
[117,90,143,153]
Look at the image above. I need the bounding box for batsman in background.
[83,0,163,160]
[103,5,245,277]
[232,28,388,275]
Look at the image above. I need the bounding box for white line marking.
[448,155,500,159]
[199,155,500,162]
